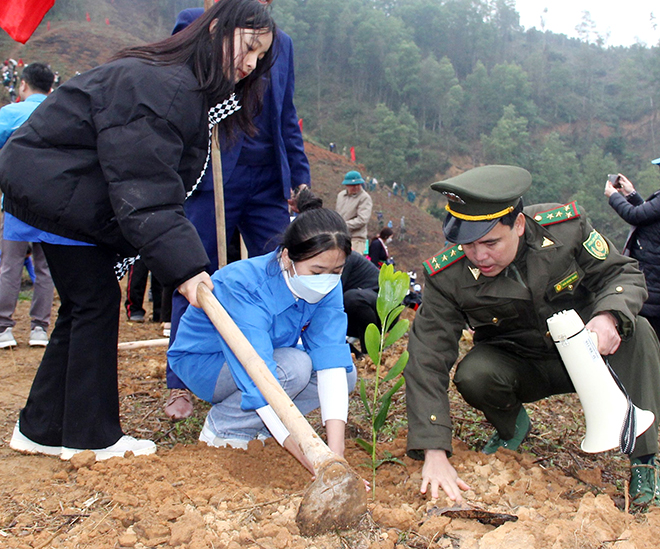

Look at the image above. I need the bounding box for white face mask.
[386,237,393,244]
[282,261,341,303]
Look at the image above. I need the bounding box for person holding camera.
[605,166,660,337]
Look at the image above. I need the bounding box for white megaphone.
[546,309,655,454]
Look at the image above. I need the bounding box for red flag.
[350,146,356,163]
[105,18,110,25]
[0,0,55,44]
[298,118,303,133]
[86,12,91,23]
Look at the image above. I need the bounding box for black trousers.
[343,288,379,353]
[125,258,163,321]
[453,317,660,459]
[19,244,124,449]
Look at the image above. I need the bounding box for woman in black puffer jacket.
[606,170,660,337]
[1,0,276,461]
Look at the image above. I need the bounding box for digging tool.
[196,283,368,536]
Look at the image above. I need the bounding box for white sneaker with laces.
[0,327,17,348]
[199,417,249,450]
[29,326,49,347]
[60,435,157,461]
[9,421,62,456]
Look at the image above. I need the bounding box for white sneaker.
[0,327,17,348]
[60,435,157,461]
[29,326,49,347]
[162,322,171,337]
[199,417,249,450]
[9,422,62,456]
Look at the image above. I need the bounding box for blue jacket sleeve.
[0,107,15,147]
[167,298,227,403]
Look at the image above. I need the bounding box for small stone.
[118,527,138,547]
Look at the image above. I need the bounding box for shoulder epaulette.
[423,244,465,276]
[532,201,581,226]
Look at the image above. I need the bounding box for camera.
[608,173,622,188]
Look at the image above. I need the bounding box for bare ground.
[1,285,660,549]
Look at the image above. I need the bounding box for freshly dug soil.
[1,292,659,549]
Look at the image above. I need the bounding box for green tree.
[572,145,624,241]
[481,105,531,166]
[417,55,463,134]
[383,40,423,106]
[527,133,580,204]
[634,163,660,198]
[365,103,419,182]
[489,62,537,122]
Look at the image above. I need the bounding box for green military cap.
[431,165,532,244]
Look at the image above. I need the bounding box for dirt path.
[1,295,660,548]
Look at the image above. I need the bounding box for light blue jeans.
[206,347,357,442]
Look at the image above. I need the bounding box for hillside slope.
[304,141,446,275]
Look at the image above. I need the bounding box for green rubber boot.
[629,457,660,507]
[482,407,531,455]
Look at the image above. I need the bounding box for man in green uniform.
[406,165,660,506]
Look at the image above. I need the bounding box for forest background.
[3,0,660,246]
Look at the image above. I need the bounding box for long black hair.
[281,189,352,262]
[111,0,276,139]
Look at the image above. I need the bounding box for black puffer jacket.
[610,190,660,318]
[0,57,210,287]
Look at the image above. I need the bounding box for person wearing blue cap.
[406,165,660,507]
[336,170,372,254]
[606,163,660,338]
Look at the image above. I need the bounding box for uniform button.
[616,286,623,293]
[545,331,551,338]
[430,415,436,422]
[491,317,498,324]
[568,284,573,290]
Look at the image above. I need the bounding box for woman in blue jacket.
[168,191,356,470]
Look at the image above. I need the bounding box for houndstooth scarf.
[114,94,242,280]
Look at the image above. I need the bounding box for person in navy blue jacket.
[606,167,660,337]
[165,2,311,419]
[168,191,356,471]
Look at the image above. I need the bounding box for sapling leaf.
[383,351,408,382]
[378,377,405,404]
[384,318,410,348]
[365,323,381,365]
[390,271,410,307]
[384,304,406,332]
[374,399,392,432]
[355,438,373,454]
